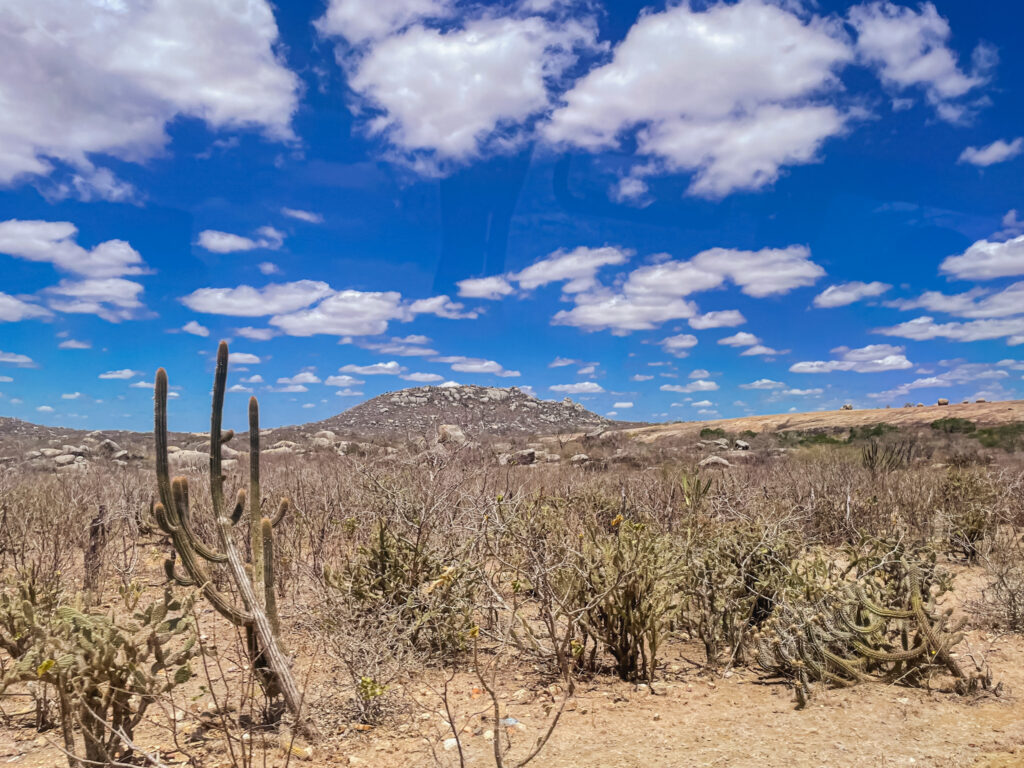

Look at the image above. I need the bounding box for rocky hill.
[303,384,618,440]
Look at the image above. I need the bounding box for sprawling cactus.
[153,340,316,738]
[753,555,990,706]
[0,575,196,768]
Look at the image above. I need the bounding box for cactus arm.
[270,498,289,528]
[163,559,196,587]
[154,369,175,515]
[209,342,228,517]
[171,478,228,564]
[229,489,246,526]
[249,397,264,598]
[262,518,282,642]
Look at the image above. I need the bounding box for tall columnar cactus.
[153,341,316,738]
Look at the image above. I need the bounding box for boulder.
[499,448,536,466]
[840,404,853,411]
[698,455,730,470]
[54,454,78,466]
[168,450,208,470]
[112,450,129,461]
[310,437,334,450]
[39,448,61,458]
[712,438,729,449]
[734,439,750,450]
[314,430,338,441]
[62,445,88,456]
[97,438,122,456]
[976,398,987,403]
[221,445,240,459]
[166,446,181,454]
[25,450,41,460]
[271,440,299,450]
[570,453,590,466]
[437,424,468,445]
[937,398,949,406]
[263,446,294,456]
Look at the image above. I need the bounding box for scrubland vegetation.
[2,347,1023,767]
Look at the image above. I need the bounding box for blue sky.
[1,0,1023,431]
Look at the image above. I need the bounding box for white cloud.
[613,401,633,409]
[340,361,405,375]
[258,262,281,276]
[61,392,81,400]
[0,220,148,278]
[550,382,604,394]
[401,372,444,383]
[182,320,210,337]
[889,282,1024,319]
[814,281,891,308]
[439,380,461,388]
[0,376,11,382]
[848,1,990,122]
[631,374,654,382]
[718,332,760,347]
[661,380,718,393]
[789,344,912,373]
[228,352,261,364]
[269,384,308,393]
[42,278,147,322]
[228,384,252,393]
[689,369,711,379]
[432,356,520,377]
[515,246,631,293]
[182,281,333,316]
[549,357,578,368]
[740,344,784,357]
[661,334,697,357]
[456,276,515,300]
[36,405,54,413]
[277,371,321,385]
[940,235,1024,281]
[129,380,151,389]
[316,0,450,45]
[99,369,142,379]
[996,210,1024,239]
[687,246,824,298]
[325,374,364,387]
[782,388,823,396]
[0,292,52,322]
[198,226,284,253]
[958,138,1023,167]
[0,0,298,187]
[361,340,438,356]
[688,310,746,329]
[691,399,714,408]
[335,388,365,397]
[269,289,407,336]
[408,295,478,319]
[338,14,599,166]
[235,327,279,341]
[741,378,786,390]
[242,375,264,384]
[58,339,90,349]
[281,208,324,224]
[869,362,1009,400]
[876,315,1024,344]
[546,0,852,197]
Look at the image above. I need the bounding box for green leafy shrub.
[699,427,726,439]
[972,423,1024,451]
[848,423,898,441]
[931,417,977,434]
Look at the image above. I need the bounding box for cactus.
[753,554,991,706]
[153,340,316,738]
[0,574,196,768]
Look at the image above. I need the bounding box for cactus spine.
[153,341,316,738]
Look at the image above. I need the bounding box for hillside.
[302,384,619,439]
[627,399,1024,442]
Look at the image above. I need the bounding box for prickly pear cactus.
[0,574,197,768]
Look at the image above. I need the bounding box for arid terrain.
[2,377,1023,768]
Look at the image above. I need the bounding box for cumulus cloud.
[0,220,148,278]
[740,344,785,357]
[235,327,279,341]
[198,226,284,253]
[718,332,760,347]
[456,276,515,300]
[546,0,852,197]
[0,0,298,188]
[0,292,51,322]
[789,343,912,373]
[889,282,1024,319]
[660,380,718,393]
[515,247,632,293]
[58,339,90,350]
[324,374,364,387]
[848,1,991,122]
[277,371,321,385]
[741,378,786,389]
[958,138,1023,167]
[814,281,891,308]
[689,369,711,379]
[408,295,478,319]
[182,281,334,317]
[340,361,405,375]
[182,321,210,337]
[631,374,654,382]
[228,352,261,364]
[361,339,439,356]
[688,310,746,329]
[782,388,823,396]
[869,362,1009,400]
[401,372,444,383]
[876,315,1024,344]
[661,334,697,357]
[99,369,142,379]
[940,235,1024,280]
[36,405,54,413]
[550,381,604,394]
[43,278,148,323]
[613,401,633,409]
[330,10,599,168]
[433,356,520,377]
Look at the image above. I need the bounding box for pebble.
[443,738,458,752]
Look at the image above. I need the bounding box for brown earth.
[626,400,1024,443]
